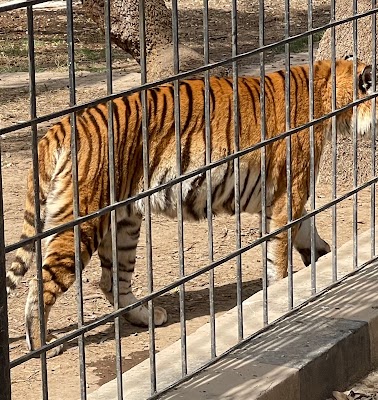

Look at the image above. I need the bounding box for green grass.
[272,31,325,55]
[0,37,124,73]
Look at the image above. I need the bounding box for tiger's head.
[328,57,375,139]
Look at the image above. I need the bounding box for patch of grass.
[0,8,130,74]
[271,31,325,55]
[0,39,28,72]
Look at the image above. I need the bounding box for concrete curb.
[87,228,378,400]
[161,262,378,400]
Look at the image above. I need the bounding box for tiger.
[5,58,374,358]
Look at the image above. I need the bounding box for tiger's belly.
[133,164,266,220]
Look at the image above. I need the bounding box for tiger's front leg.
[98,213,167,326]
[264,194,306,284]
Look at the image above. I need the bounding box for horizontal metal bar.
[2,7,378,137]
[9,172,378,367]
[0,0,53,13]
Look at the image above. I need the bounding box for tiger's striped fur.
[6,59,374,356]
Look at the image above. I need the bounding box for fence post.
[0,160,11,399]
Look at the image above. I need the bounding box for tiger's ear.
[359,65,373,94]
[344,54,354,61]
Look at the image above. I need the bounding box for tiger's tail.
[6,124,66,294]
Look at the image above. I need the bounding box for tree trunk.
[315,0,377,188]
[82,0,225,81]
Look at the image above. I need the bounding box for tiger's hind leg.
[25,226,96,358]
[293,209,331,266]
[98,212,167,327]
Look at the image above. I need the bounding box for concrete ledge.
[161,262,378,400]
[88,228,378,400]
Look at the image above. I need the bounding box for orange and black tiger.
[6,58,374,357]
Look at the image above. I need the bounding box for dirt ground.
[1,1,377,400]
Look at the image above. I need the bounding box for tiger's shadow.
[53,278,262,351]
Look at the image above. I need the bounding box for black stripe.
[93,105,108,128]
[213,164,229,201]
[277,70,285,81]
[243,172,261,209]
[117,244,137,252]
[225,98,232,151]
[181,82,193,134]
[78,115,95,181]
[118,261,135,272]
[240,168,251,201]
[223,78,234,91]
[209,86,216,115]
[93,230,99,253]
[43,264,72,292]
[81,232,94,258]
[6,276,17,290]
[264,75,275,100]
[161,92,168,128]
[241,79,257,124]
[181,130,194,174]
[24,210,35,227]
[99,254,112,268]
[53,155,70,181]
[300,66,310,91]
[290,69,299,125]
[117,218,132,230]
[48,199,73,221]
[12,256,28,274]
[112,101,120,137]
[223,182,235,213]
[150,88,158,111]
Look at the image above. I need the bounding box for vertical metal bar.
[284,0,293,310]
[330,0,338,282]
[352,0,358,269]
[308,0,316,295]
[27,6,49,399]
[66,0,87,397]
[203,0,216,359]
[231,0,243,342]
[259,0,268,326]
[138,0,157,394]
[0,144,11,400]
[371,0,377,258]
[171,0,187,378]
[104,0,123,398]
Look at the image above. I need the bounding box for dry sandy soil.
[1,1,377,399]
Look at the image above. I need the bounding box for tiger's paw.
[29,334,64,358]
[154,306,168,326]
[124,304,168,327]
[45,334,64,358]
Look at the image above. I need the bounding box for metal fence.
[0,0,378,399]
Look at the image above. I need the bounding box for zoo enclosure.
[1,0,378,399]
